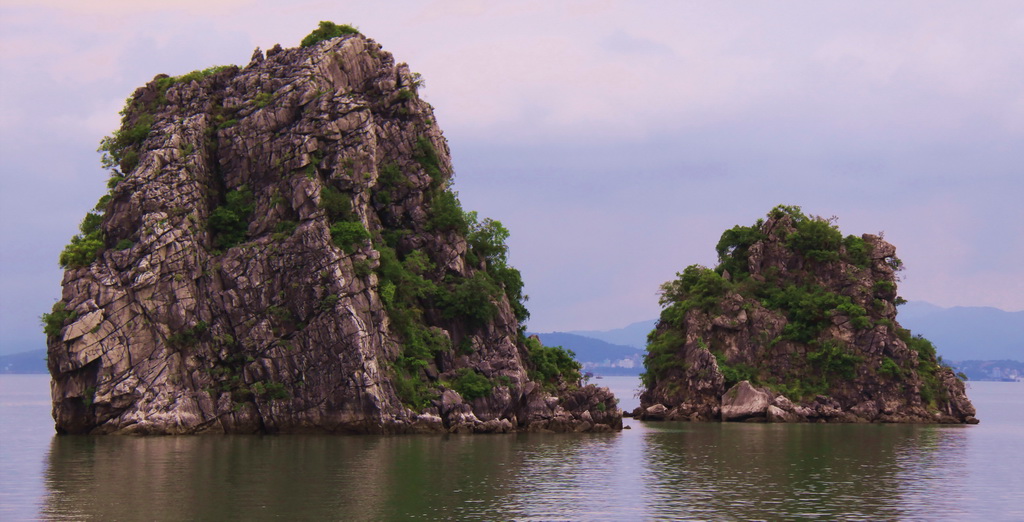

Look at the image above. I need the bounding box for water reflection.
[42,435,524,520]
[40,420,981,520]
[638,422,971,520]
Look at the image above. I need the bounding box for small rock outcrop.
[636,205,977,424]
[44,24,621,434]
[720,381,771,421]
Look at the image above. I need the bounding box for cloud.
[1,0,255,15]
[2,1,1023,354]
[600,30,675,57]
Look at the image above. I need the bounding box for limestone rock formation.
[637,205,977,424]
[45,25,621,434]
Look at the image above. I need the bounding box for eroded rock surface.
[720,381,771,421]
[637,206,977,424]
[46,30,621,434]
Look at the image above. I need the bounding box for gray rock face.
[638,207,977,424]
[720,381,771,421]
[46,32,621,435]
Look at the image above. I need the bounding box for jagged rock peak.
[637,205,977,424]
[44,23,622,435]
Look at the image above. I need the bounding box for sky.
[1,1,1022,355]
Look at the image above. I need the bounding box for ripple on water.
[3,377,1024,520]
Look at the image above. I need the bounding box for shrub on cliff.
[438,273,502,326]
[641,330,687,388]
[465,213,529,322]
[329,221,370,253]
[414,137,442,186]
[715,223,765,279]
[300,21,359,48]
[659,265,731,319]
[427,190,468,233]
[450,368,494,400]
[466,213,509,268]
[41,302,77,338]
[319,185,354,221]
[786,214,843,262]
[209,187,254,250]
[526,337,582,392]
[59,212,105,269]
[98,113,153,174]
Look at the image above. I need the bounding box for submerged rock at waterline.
[636,205,977,424]
[44,24,621,435]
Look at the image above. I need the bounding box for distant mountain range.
[564,320,657,350]
[953,360,1023,382]
[0,350,47,374]
[529,332,643,376]
[895,302,1023,361]
[532,302,1022,378]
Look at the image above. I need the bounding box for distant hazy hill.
[0,349,47,374]
[567,319,656,349]
[531,332,643,376]
[952,360,1023,382]
[897,303,1023,361]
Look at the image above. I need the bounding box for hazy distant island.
[634,205,977,423]
[40,23,620,435]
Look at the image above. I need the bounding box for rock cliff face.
[46,26,621,434]
[637,206,977,424]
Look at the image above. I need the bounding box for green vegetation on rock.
[450,368,494,400]
[367,156,534,375]
[98,113,153,175]
[658,265,731,320]
[209,186,254,250]
[168,321,208,348]
[414,136,443,186]
[319,185,354,221]
[59,213,105,269]
[641,330,686,388]
[759,283,870,343]
[329,221,370,253]
[155,66,232,92]
[41,302,77,338]
[903,331,948,407]
[525,336,582,393]
[714,223,765,279]
[427,190,468,233]
[251,381,290,401]
[300,21,359,48]
[368,188,540,408]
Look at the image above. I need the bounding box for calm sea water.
[2,375,1022,520]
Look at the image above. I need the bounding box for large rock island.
[44,23,621,435]
[637,205,977,424]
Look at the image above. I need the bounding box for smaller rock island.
[637,205,977,424]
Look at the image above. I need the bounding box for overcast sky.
[1,1,1022,355]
